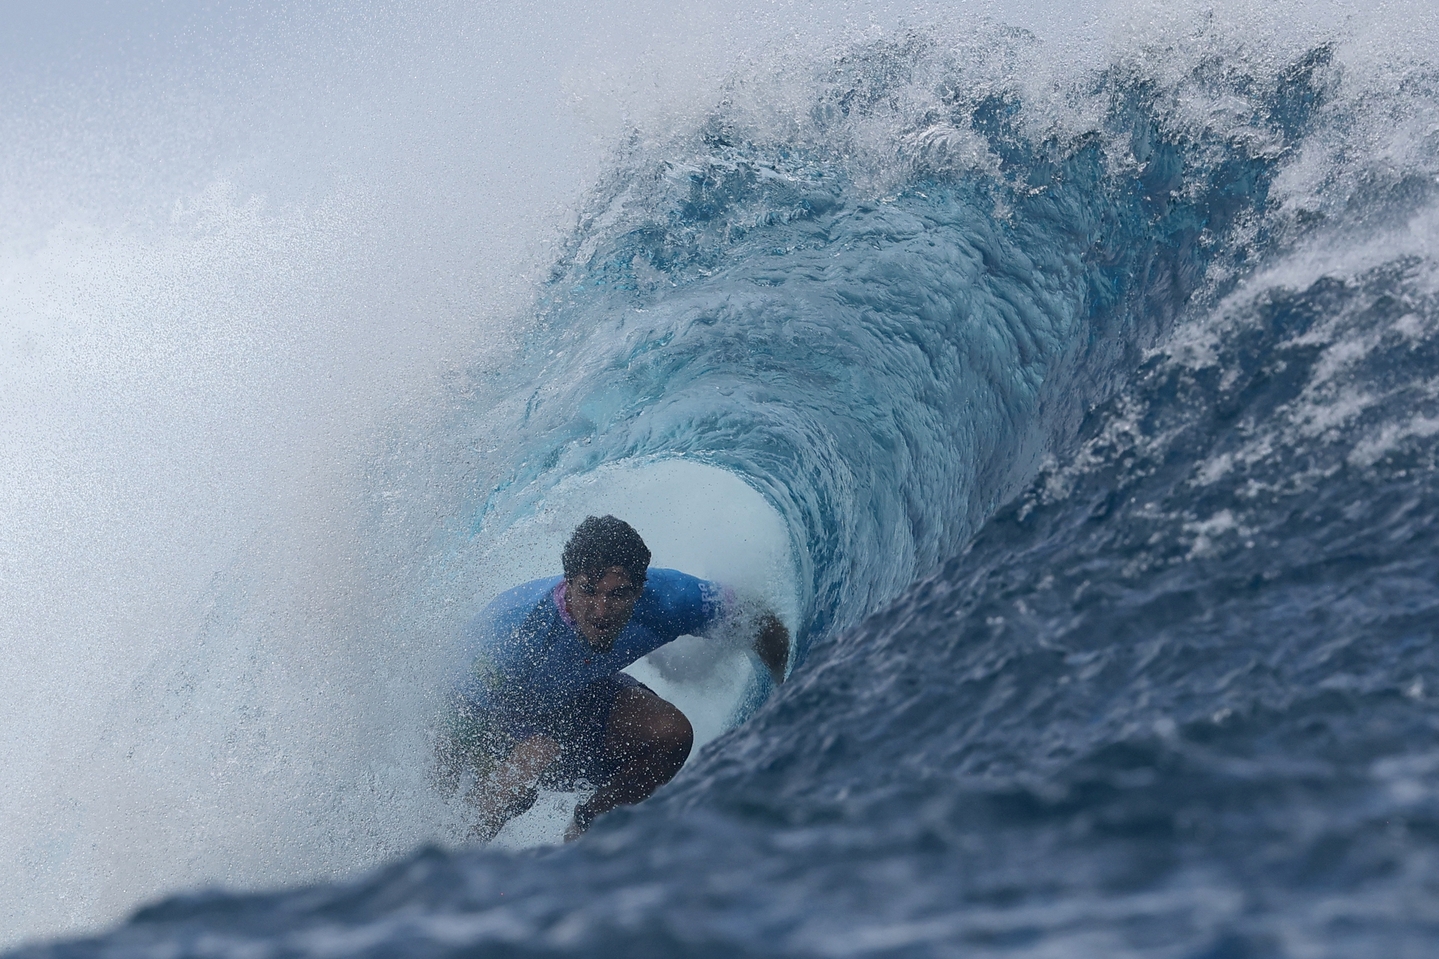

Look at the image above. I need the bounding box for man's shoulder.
[635,568,728,635]
[641,566,701,592]
[477,575,564,635]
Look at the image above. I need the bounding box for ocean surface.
[5,4,1439,957]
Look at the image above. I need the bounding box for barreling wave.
[15,18,1439,959]
[449,26,1325,657]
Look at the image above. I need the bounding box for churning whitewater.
[6,8,1439,958]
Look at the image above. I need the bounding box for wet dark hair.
[561,515,651,584]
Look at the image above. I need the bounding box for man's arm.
[648,570,790,683]
[754,612,789,685]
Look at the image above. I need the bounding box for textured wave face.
[12,14,1439,959]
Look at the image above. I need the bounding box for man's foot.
[563,797,600,842]
[565,687,693,838]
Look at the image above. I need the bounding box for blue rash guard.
[456,567,729,745]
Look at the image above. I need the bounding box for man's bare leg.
[467,734,559,842]
[566,687,693,840]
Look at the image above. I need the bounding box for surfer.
[441,514,790,841]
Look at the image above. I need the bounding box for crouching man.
[441,514,789,841]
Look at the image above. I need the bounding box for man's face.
[566,566,643,649]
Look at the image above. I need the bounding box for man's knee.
[613,688,694,761]
[652,704,694,763]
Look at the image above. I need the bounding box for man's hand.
[754,613,790,685]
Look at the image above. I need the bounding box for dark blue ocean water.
[14,28,1439,959]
